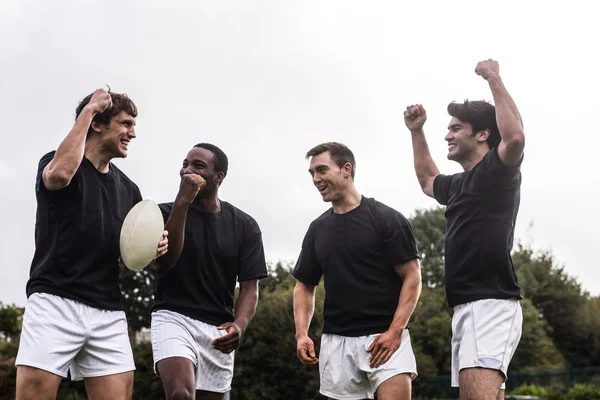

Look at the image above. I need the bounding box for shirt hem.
[27,286,123,311]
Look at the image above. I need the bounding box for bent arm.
[43,108,96,190]
[156,200,189,271]
[410,130,440,198]
[488,76,525,166]
[388,258,422,334]
[235,280,260,331]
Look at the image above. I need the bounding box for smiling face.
[180,147,224,198]
[445,117,482,163]
[308,151,353,203]
[92,111,137,158]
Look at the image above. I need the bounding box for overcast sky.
[1,1,599,306]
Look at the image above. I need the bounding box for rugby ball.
[119,199,164,271]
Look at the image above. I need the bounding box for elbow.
[44,170,71,190]
[504,130,525,149]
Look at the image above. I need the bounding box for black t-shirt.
[433,145,523,307]
[152,201,268,326]
[292,196,420,337]
[27,151,142,310]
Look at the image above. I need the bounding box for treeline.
[1,207,598,399]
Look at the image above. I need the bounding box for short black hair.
[194,143,228,177]
[306,142,356,179]
[447,100,500,148]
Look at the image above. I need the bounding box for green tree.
[513,246,598,367]
[511,298,565,370]
[231,262,325,400]
[409,208,446,288]
[119,263,158,332]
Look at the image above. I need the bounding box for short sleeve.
[379,207,420,266]
[433,174,455,205]
[237,221,268,282]
[483,144,523,188]
[35,151,79,204]
[158,203,172,224]
[292,224,322,285]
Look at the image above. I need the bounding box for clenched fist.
[475,59,500,81]
[404,104,427,133]
[177,174,206,204]
[86,88,113,115]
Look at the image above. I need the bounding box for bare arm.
[156,174,205,271]
[213,280,259,354]
[389,258,422,334]
[293,281,318,364]
[404,105,440,198]
[43,89,112,190]
[234,280,260,331]
[476,60,525,166]
[367,258,422,368]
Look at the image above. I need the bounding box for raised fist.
[86,88,113,115]
[404,104,427,133]
[475,59,500,81]
[178,173,206,204]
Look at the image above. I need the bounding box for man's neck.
[84,142,112,173]
[331,186,362,214]
[191,194,221,213]
[460,146,489,172]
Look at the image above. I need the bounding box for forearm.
[234,281,259,331]
[487,76,524,142]
[388,268,422,334]
[410,130,440,193]
[293,282,316,338]
[156,199,189,271]
[44,107,95,189]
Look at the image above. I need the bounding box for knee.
[166,386,195,400]
[16,369,59,400]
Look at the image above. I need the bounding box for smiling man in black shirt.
[15,88,168,400]
[151,143,267,400]
[405,59,525,400]
[293,142,422,400]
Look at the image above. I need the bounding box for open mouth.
[316,184,328,194]
[120,139,130,149]
[448,143,456,150]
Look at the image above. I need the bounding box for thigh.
[84,370,134,400]
[319,335,369,399]
[367,330,417,394]
[16,293,86,378]
[16,365,62,400]
[194,320,235,393]
[151,310,197,374]
[72,309,135,380]
[459,367,503,400]
[375,373,412,400]
[157,357,196,400]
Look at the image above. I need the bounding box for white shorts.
[15,292,135,380]
[151,309,234,393]
[451,298,523,389]
[319,329,417,400]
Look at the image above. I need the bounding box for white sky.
[1,0,599,306]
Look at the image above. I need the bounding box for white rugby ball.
[119,199,164,271]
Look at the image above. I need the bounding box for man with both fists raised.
[405,59,525,400]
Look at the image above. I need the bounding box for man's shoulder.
[221,201,261,232]
[310,207,333,226]
[364,196,405,219]
[109,162,139,189]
